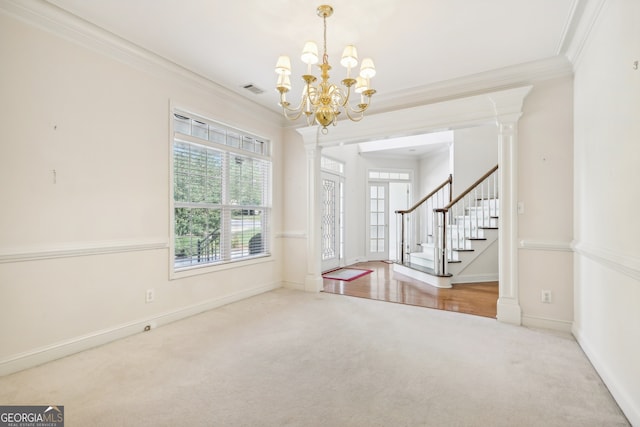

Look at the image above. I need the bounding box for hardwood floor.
[322,261,498,318]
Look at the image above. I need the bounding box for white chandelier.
[275,4,376,134]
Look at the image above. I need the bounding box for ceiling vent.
[242,83,265,95]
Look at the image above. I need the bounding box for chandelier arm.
[336,85,352,108]
[343,107,366,122]
[345,101,369,114]
[279,93,309,122]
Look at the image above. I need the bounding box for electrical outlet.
[541,290,552,304]
[145,289,155,303]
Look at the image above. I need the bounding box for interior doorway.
[366,170,411,262]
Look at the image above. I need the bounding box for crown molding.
[372,56,573,114]
[0,0,283,127]
[560,0,608,68]
[298,85,532,146]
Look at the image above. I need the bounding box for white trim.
[0,281,281,377]
[573,241,640,281]
[518,239,573,252]
[555,0,582,55]
[573,324,640,427]
[346,257,366,266]
[0,0,282,128]
[373,56,572,115]
[393,263,452,289]
[451,274,499,284]
[522,314,573,333]
[281,281,305,291]
[562,0,608,68]
[171,257,275,280]
[275,232,307,239]
[0,239,168,263]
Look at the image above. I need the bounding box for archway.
[297,85,532,325]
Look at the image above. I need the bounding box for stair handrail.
[433,164,499,276]
[435,165,498,213]
[396,174,452,215]
[395,174,452,264]
[197,229,221,262]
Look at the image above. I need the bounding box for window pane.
[174,207,221,268]
[174,114,190,134]
[192,120,208,139]
[230,209,265,258]
[227,132,241,148]
[172,111,271,270]
[209,126,226,144]
[229,155,269,206]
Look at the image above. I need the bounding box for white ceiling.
[43,0,580,120]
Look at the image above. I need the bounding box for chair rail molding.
[573,241,640,281]
[297,86,532,326]
[0,238,169,263]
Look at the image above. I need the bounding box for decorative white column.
[496,115,523,325]
[489,86,531,325]
[297,127,324,292]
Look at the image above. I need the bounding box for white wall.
[452,125,498,196]
[418,147,451,197]
[572,0,640,424]
[517,76,574,330]
[0,10,284,374]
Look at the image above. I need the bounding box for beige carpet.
[0,289,629,426]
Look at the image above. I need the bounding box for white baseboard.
[496,298,522,325]
[393,263,452,288]
[572,325,638,426]
[451,273,499,284]
[0,281,281,377]
[282,281,304,291]
[521,314,573,333]
[345,257,366,266]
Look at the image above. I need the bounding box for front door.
[321,172,342,271]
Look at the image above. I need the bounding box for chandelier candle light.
[275,4,376,133]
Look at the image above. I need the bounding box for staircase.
[394,166,499,288]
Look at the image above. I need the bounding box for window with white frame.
[171,111,271,272]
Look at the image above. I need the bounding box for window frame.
[169,108,272,279]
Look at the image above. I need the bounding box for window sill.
[169,254,273,280]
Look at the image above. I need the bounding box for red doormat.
[322,268,373,282]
